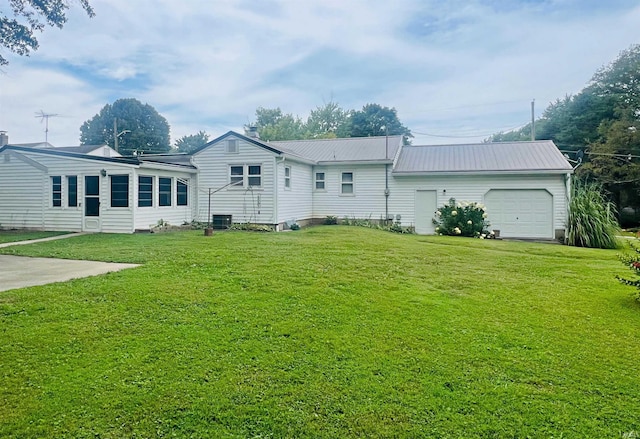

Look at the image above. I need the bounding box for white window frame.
[229,164,262,189]
[284,166,291,190]
[341,171,354,195]
[226,139,239,154]
[315,171,326,191]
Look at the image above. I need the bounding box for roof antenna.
[35,110,60,144]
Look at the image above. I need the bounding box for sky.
[0,0,639,148]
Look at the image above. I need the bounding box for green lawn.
[0,230,71,244]
[0,227,638,438]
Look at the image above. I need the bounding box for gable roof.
[191,131,284,156]
[393,140,573,174]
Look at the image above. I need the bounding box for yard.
[0,227,638,438]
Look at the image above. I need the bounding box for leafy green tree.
[0,0,94,65]
[253,107,305,141]
[80,98,171,155]
[175,130,209,153]
[305,101,350,139]
[349,104,413,144]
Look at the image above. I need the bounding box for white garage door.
[484,189,553,239]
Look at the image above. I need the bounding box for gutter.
[392,169,574,177]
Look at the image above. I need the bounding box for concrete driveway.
[0,234,139,292]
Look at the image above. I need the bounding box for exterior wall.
[192,135,277,225]
[389,173,569,235]
[0,152,46,229]
[0,150,196,233]
[311,164,389,221]
[276,160,313,224]
[132,171,195,231]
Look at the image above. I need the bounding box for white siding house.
[0,131,573,239]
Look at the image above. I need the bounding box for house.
[0,130,573,239]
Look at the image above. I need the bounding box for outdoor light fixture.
[100,169,107,177]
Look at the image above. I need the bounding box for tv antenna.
[35,110,60,144]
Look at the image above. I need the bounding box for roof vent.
[0,131,8,147]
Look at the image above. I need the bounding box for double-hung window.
[341,172,354,195]
[138,176,153,207]
[177,180,188,206]
[110,175,129,207]
[51,176,62,207]
[159,177,172,206]
[284,166,291,189]
[229,165,262,189]
[248,165,261,187]
[315,172,325,191]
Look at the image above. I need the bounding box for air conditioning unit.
[212,215,232,229]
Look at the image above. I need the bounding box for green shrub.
[324,215,338,225]
[566,180,620,249]
[432,198,491,238]
[616,240,640,301]
[340,216,415,234]
[289,223,300,230]
[229,223,274,232]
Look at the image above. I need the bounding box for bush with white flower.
[433,198,491,238]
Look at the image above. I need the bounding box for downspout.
[274,155,284,230]
[384,132,390,223]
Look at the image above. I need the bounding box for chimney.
[0,131,8,147]
[244,125,260,139]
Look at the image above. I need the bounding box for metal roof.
[393,140,573,174]
[271,135,402,163]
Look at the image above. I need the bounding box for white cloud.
[1,0,639,147]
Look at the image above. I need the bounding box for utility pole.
[114,118,119,152]
[531,99,535,141]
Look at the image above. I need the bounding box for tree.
[0,0,94,66]
[80,98,171,155]
[349,104,413,144]
[253,107,305,141]
[175,131,210,153]
[305,101,350,139]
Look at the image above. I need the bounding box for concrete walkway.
[0,233,139,292]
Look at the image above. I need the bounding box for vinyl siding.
[0,153,46,229]
[276,160,313,224]
[192,136,277,225]
[388,174,569,233]
[312,164,389,220]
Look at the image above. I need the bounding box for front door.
[83,175,101,232]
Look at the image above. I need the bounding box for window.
[315,172,325,190]
[284,166,291,189]
[110,175,129,207]
[177,180,188,206]
[138,176,153,207]
[248,165,261,187]
[229,165,262,188]
[51,176,62,207]
[67,176,77,207]
[341,172,354,194]
[159,177,172,206]
[226,139,238,153]
[230,166,244,187]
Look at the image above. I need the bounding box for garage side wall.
[389,173,568,238]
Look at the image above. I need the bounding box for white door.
[415,190,437,234]
[83,175,101,232]
[484,189,553,238]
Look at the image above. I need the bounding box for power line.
[412,122,529,139]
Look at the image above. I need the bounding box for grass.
[0,227,639,438]
[0,230,71,244]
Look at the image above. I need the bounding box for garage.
[484,189,553,239]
